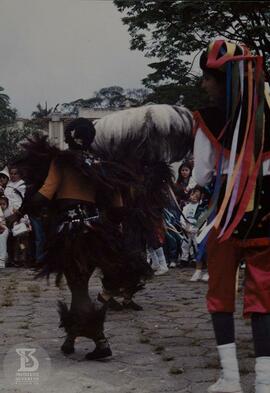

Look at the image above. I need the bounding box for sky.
[0,0,152,117]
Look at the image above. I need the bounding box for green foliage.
[95,86,126,108]
[114,1,270,85]
[31,102,53,119]
[63,86,150,110]
[0,126,36,168]
[0,86,17,127]
[146,78,209,110]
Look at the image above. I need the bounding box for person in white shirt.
[191,39,270,393]
[4,166,26,212]
[0,167,10,195]
[3,166,32,267]
[0,196,12,267]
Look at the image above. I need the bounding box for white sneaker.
[207,378,243,393]
[169,261,176,268]
[151,263,159,271]
[190,270,203,282]
[201,272,209,282]
[154,266,169,276]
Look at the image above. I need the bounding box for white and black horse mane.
[92,104,193,165]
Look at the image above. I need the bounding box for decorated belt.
[56,203,100,232]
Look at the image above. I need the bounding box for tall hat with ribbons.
[199,39,267,241]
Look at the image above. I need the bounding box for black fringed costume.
[16,123,153,359]
[17,106,193,359]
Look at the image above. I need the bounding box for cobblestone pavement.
[0,267,255,393]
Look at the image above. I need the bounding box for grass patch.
[169,367,184,375]
[162,354,174,361]
[154,345,165,354]
[1,299,13,307]
[205,359,220,369]
[1,278,18,307]
[139,336,150,344]
[19,324,29,330]
[27,284,40,297]
[240,366,251,375]
[191,338,200,346]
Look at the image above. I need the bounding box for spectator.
[180,187,206,267]
[189,185,212,282]
[0,167,10,195]
[163,208,182,268]
[4,166,26,211]
[0,196,12,267]
[4,166,32,267]
[174,161,192,208]
[11,213,32,267]
[149,246,168,276]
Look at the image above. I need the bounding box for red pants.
[207,229,270,317]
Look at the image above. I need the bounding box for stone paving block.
[0,267,256,393]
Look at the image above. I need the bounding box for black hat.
[65,118,96,150]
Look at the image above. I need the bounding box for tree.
[0,86,17,127]
[0,126,36,168]
[114,1,270,86]
[31,102,53,119]
[146,78,209,110]
[63,86,150,112]
[125,87,151,105]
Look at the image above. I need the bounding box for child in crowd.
[11,213,32,267]
[0,196,12,268]
[174,161,192,208]
[163,208,182,268]
[180,187,206,268]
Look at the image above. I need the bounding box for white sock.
[256,357,270,393]
[155,247,167,268]
[217,343,240,383]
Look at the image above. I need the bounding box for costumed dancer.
[15,118,153,360]
[191,39,270,393]
[92,104,193,303]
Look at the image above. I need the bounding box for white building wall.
[78,108,116,119]
[48,108,116,149]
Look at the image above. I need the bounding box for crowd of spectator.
[0,165,36,268]
[0,157,211,283]
[148,156,211,282]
